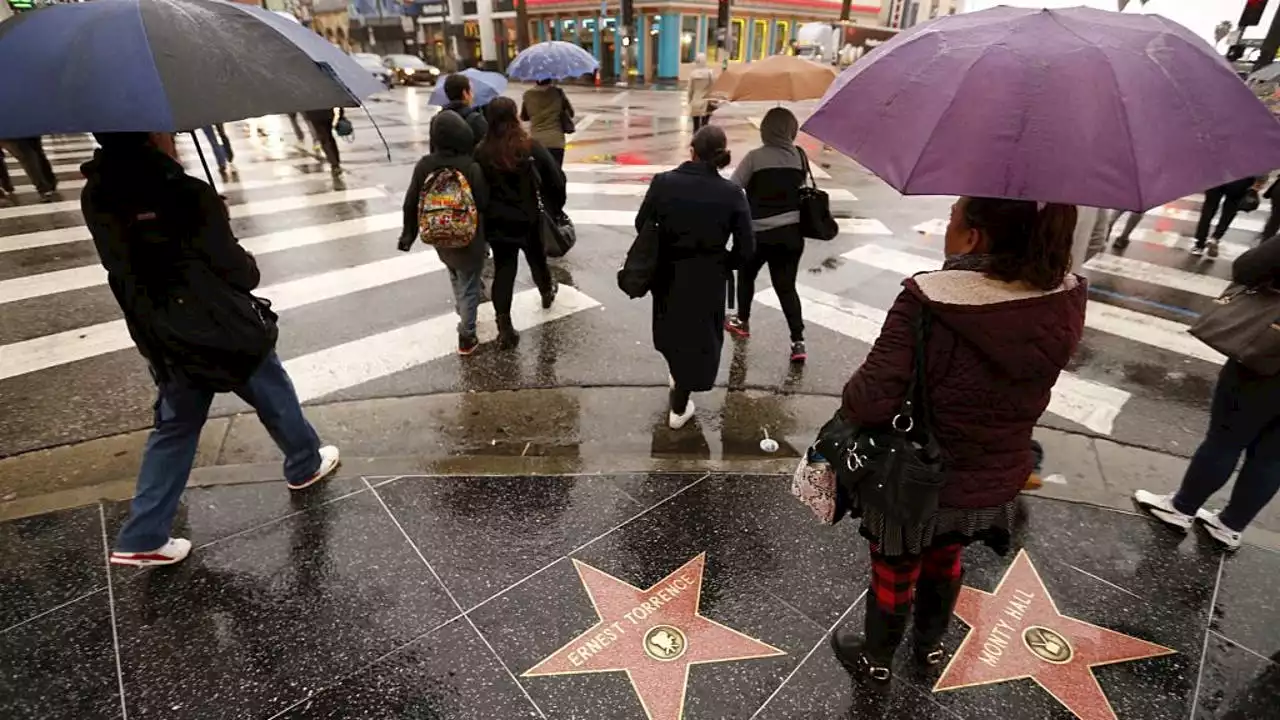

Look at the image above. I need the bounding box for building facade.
[889,0,962,29]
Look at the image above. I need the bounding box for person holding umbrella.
[521,79,574,168]
[433,73,488,151]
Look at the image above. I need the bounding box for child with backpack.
[399,111,489,354]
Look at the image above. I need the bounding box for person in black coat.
[400,111,489,354]
[476,96,565,349]
[434,73,488,151]
[635,125,755,429]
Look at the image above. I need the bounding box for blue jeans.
[447,266,483,337]
[199,126,227,170]
[1173,361,1280,531]
[115,353,321,552]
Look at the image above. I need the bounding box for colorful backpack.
[417,168,478,248]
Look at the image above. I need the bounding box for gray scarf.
[942,253,996,272]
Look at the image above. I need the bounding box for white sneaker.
[1133,489,1193,530]
[668,399,696,430]
[288,445,341,491]
[1196,509,1243,550]
[110,537,192,567]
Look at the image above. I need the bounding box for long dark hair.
[477,96,530,172]
[960,198,1077,291]
[691,125,731,170]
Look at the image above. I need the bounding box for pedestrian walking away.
[477,97,565,349]
[435,73,489,151]
[0,147,13,204]
[4,136,59,201]
[728,107,809,363]
[304,107,343,175]
[199,125,231,173]
[1135,234,1280,550]
[521,79,573,167]
[401,111,490,355]
[1195,176,1257,257]
[687,54,716,132]
[635,125,755,430]
[1261,175,1280,241]
[81,132,341,568]
[826,197,1085,682]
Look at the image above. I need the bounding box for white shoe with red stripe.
[109,537,192,567]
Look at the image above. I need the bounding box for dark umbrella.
[802,7,1280,212]
[0,0,385,138]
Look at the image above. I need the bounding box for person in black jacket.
[476,96,564,349]
[727,107,809,364]
[401,111,489,354]
[636,125,755,429]
[1135,234,1280,550]
[1194,176,1258,257]
[435,73,488,150]
[82,132,340,568]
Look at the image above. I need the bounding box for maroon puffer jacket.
[841,270,1087,509]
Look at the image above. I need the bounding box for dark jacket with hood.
[730,110,806,250]
[841,270,1087,509]
[402,111,490,270]
[81,141,260,379]
[436,101,487,151]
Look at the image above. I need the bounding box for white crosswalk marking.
[757,283,1133,435]
[561,162,833,180]
[842,244,1226,365]
[563,181,856,202]
[286,286,600,402]
[1125,229,1249,260]
[1082,253,1230,298]
[1150,205,1265,234]
[0,254,445,381]
[0,175,312,221]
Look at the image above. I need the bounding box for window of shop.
[774,20,789,55]
[751,20,766,60]
[680,15,698,63]
[579,17,594,53]
[706,17,718,62]
[729,18,744,62]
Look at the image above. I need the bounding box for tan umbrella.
[708,55,838,103]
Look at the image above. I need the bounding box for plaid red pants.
[869,543,964,615]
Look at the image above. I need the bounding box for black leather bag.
[797,147,839,241]
[1241,188,1262,213]
[618,220,661,298]
[556,87,576,134]
[815,307,944,525]
[1190,283,1280,375]
[530,160,576,257]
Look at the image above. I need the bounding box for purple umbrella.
[802,6,1280,212]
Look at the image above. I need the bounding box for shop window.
[752,20,766,60]
[705,17,718,62]
[729,18,744,62]
[680,15,698,63]
[774,20,789,55]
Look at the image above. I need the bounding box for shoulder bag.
[618,219,661,298]
[529,158,576,258]
[813,306,944,525]
[797,147,839,241]
[556,87,576,134]
[1190,284,1280,375]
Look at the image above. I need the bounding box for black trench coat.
[635,161,755,391]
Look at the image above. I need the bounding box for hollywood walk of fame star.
[522,553,785,720]
[934,549,1176,720]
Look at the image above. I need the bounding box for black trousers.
[737,241,805,342]
[304,110,341,169]
[1196,178,1254,243]
[547,147,565,168]
[1173,361,1280,531]
[5,137,56,194]
[692,115,709,131]
[490,236,553,316]
[0,148,12,193]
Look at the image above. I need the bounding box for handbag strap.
[893,304,933,435]
[796,146,818,190]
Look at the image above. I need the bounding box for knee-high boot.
[912,572,963,666]
[831,591,911,683]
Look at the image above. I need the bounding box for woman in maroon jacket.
[831,197,1087,682]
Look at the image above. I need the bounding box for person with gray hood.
[727,107,809,364]
[400,111,489,355]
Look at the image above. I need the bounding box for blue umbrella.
[507,41,599,82]
[428,68,508,108]
[0,0,384,137]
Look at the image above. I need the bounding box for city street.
[2,84,1278,720]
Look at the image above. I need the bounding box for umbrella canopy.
[0,0,385,137]
[507,41,599,82]
[709,55,838,103]
[802,6,1280,212]
[428,68,508,108]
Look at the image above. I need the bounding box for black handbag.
[618,220,661,298]
[556,87,576,134]
[797,147,839,241]
[530,160,576,257]
[814,307,944,525]
[1190,283,1280,375]
[1241,188,1262,213]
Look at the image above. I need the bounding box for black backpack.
[117,194,278,391]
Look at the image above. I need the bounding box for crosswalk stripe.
[286,286,600,402]
[561,163,833,180]
[562,181,857,202]
[842,244,1226,364]
[1149,205,1265,234]
[0,175,314,221]
[564,208,888,234]
[0,188,386,253]
[0,213,403,304]
[758,283,1132,435]
[1124,228,1250,260]
[0,253,445,381]
[1082,253,1230,298]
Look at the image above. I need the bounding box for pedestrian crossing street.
[0,121,1248,458]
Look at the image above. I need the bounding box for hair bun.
[713,148,732,170]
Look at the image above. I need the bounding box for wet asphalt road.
[0,85,1243,460]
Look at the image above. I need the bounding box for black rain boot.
[912,573,963,667]
[540,280,559,309]
[832,594,910,684]
[496,314,520,349]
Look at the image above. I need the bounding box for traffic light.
[1241,0,1269,29]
